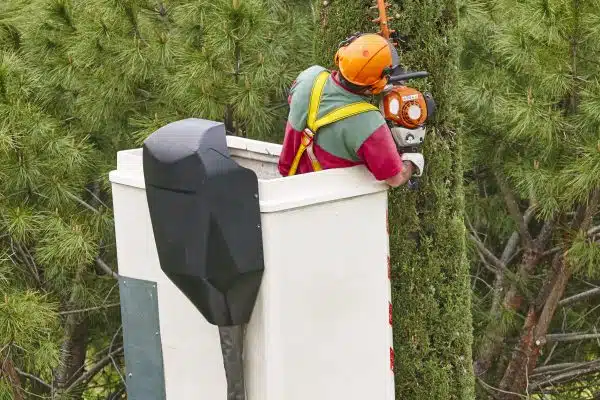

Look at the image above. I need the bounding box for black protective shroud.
[142,118,264,326]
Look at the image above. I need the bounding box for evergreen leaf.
[0,205,43,244]
[34,215,99,273]
[0,289,59,352]
[567,232,600,279]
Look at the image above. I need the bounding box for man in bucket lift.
[278,33,424,187]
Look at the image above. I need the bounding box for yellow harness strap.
[287,71,379,176]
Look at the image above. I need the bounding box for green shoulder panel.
[314,74,368,118]
[288,65,328,131]
[316,110,387,162]
[287,65,387,162]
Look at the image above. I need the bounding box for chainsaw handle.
[407,178,419,191]
[388,71,429,84]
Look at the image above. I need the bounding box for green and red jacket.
[278,65,404,181]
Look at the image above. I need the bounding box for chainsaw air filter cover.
[381,86,428,129]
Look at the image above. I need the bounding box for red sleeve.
[278,121,303,176]
[356,124,403,181]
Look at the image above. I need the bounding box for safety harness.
[287,71,380,176]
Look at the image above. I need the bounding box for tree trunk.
[224,105,236,136]
[55,314,90,397]
[496,190,600,398]
[495,306,539,400]
[495,255,570,399]
[1,357,25,400]
[54,268,91,398]
[475,216,554,377]
[474,247,544,379]
[65,318,90,389]
[314,1,474,399]
[473,230,521,377]
[502,248,541,311]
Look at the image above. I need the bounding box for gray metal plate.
[119,277,166,400]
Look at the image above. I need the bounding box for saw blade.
[372,0,392,40]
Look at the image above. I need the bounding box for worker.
[278,33,424,187]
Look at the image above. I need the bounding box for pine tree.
[460,0,600,397]
[18,0,186,186]
[0,41,120,400]
[1,4,81,400]
[0,0,175,397]
[129,0,314,144]
[1,0,315,397]
[314,2,474,399]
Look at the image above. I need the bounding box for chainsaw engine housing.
[381,86,428,129]
[379,85,435,152]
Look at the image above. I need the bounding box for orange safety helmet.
[334,33,399,95]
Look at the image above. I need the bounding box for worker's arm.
[356,123,419,187]
[278,121,304,176]
[278,77,302,176]
[385,161,415,187]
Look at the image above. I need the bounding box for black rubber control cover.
[142,118,264,326]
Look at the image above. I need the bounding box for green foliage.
[460,0,600,396]
[0,45,112,396]
[567,232,600,279]
[0,290,60,369]
[460,0,600,218]
[0,245,61,379]
[0,379,15,400]
[315,1,474,399]
[129,0,314,143]
[0,0,313,397]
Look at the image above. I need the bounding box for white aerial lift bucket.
[109,118,395,400]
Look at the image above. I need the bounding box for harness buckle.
[301,128,315,147]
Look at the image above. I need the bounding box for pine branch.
[475,248,500,275]
[534,219,555,249]
[587,225,600,236]
[501,206,536,264]
[95,258,118,279]
[532,362,578,375]
[13,241,43,289]
[58,328,123,390]
[544,332,600,343]
[559,287,600,307]
[64,190,101,214]
[495,172,534,249]
[542,246,562,258]
[58,303,120,315]
[106,386,126,400]
[108,325,125,387]
[469,233,507,272]
[84,186,109,210]
[477,377,529,399]
[64,346,124,394]
[470,206,535,377]
[529,360,600,391]
[14,367,52,390]
[467,216,509,273]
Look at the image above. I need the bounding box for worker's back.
[279,65,403,181]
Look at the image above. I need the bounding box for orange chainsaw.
[372,0,435,188]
